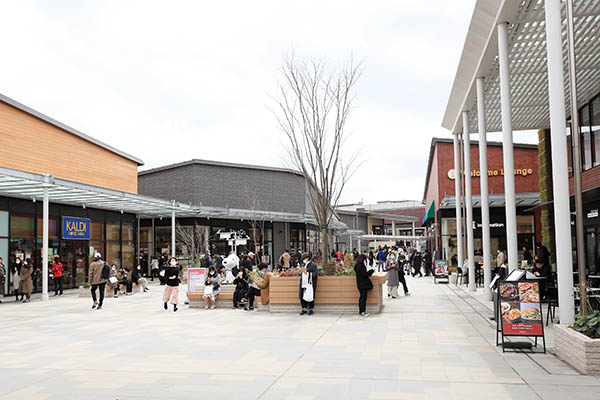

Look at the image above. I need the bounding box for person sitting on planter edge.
[232,269,249,309]
[245,263,271,311]
[299,253,318,316]
[354,254,375,317]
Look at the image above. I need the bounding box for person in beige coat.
[89,252,107,310]
[19,258,34,302]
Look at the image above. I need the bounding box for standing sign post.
[496,279,546,353]
[187,268,207,293]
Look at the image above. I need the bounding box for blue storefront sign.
[62,217,90,240]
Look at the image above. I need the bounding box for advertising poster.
[187,268,207,293]
[499,281,543,336]
[434,261,449,276]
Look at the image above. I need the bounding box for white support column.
[497,22,519,271]
[41,174,50,301]
[391,220,396,236]
[453,134,464,269]
[477,77,493,301]
[462,112,476,292]
[544,0,575,324]
[411,222,415,236]
[171,201,176,258]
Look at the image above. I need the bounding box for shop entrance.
[59,241,89,289]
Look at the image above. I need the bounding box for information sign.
[497,279,546,353]
[187,268,207,293]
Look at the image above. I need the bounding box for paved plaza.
[1,277,599,400]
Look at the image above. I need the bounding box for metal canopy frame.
[0,166,347,230]
[439,192,541,209]
[443,0,600,134]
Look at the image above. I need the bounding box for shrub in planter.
[82,282,90,289]
[572,310,600,339]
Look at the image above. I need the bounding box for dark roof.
[138,159,304,177]
[0,93,143,165]
[422,137,538,202]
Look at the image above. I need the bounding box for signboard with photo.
[433,260,449,283]
[187,268,207,293]
[497,279,545,352]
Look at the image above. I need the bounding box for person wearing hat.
[299,253,318,315]
[89,252,108,310]
[248,252,256,269]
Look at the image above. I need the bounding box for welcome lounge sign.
[447,168,534,180]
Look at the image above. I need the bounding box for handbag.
[108,276,118,284]
[159,270,166,277]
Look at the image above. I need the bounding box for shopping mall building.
[442,0,600,324]
[0,93,346,299]
[422,138,541,263]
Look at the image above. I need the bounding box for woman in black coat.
[299,254,318,315]
[354,254,375,317]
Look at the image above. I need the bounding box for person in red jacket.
[52,256,64,296]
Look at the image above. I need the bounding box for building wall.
[0,101,139,193]
[436,141,540,200]
[138,163,308,214]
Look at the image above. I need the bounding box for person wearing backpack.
[89,252,108,310]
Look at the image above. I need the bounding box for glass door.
[60,241,89,289]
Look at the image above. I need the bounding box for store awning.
[422,201,435,225]
[0,166,347,230]
[439,192,540,209]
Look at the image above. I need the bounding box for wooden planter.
[269,273,387,314]
[555,324,600,376]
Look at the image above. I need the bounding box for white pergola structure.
[0,166,347,301]
[442,0,600,324]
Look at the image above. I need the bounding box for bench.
[188,285,268,310]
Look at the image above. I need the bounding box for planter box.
[555,324,600,376]
[269,273,387,314]
[78,286,91,298]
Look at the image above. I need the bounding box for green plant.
[571,310,600,339]
[82,282,90,289]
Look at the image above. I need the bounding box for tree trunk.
[321,228,329,263]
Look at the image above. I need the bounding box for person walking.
[411,251,423,277]
[150,256,159,281]
[19,258,34,302]
[423,250,433,276]
[398,255,410,296]
[52,256,64,296]
[385,253,400,298]
[89,252,108,310]
[162,257,180,312]
[11,258,21,301]
[376,248,386,272]
[299,254,318,316]
[354,254,375,317]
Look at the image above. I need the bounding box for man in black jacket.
[354,254,375,317]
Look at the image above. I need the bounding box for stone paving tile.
[1,277,600,399]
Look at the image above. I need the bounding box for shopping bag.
[303,284,314,302]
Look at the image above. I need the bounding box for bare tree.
[242,185,268,260]
[273,54,362,261]
[175,222,208,267]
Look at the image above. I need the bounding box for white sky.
[0,0,539,204]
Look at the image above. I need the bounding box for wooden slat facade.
[0,101,139,193]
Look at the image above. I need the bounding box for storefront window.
[592,97,600,167]
[106,240,121,266]
[581,106,593,170]
[122,241,134,267]
[11,213,34,237]
[516,215,534,234]
[155,226,172,256]
[290,226,306,253]
[36,216,58,238]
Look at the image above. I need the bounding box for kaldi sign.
[447,168,534,180]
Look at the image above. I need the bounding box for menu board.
[434,261,449,276]
[187,268,207,293]
[499,280,543,336]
